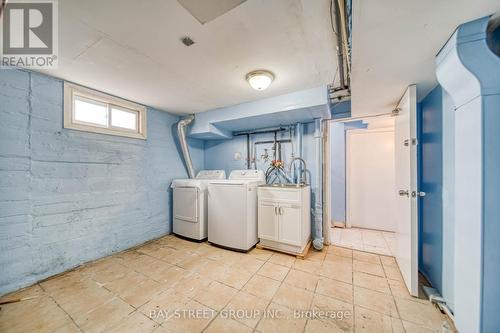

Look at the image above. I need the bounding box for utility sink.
[259,183,309,188]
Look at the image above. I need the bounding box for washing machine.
[208,169,265,251]
[171,170,226,241]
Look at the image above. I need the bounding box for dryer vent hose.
[177,115,195,179]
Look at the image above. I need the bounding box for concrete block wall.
[0,69,203,295]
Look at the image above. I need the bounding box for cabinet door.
[278,204,301,246]
[258,201,278,241]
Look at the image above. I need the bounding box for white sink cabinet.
[257,185,311,256]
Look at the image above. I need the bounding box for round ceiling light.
[246,70,274,91]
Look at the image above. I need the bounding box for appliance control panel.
[229,170,265,181]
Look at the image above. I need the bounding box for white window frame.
[64,82,147,139]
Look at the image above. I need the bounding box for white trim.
[109,105,140,132]
[64,82,147,139]
[332,220,345,228]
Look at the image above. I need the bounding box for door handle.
[398,190,409,197]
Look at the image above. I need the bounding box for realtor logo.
[1,0,58,68]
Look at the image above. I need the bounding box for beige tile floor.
[0,235,452,333]
[331,227,397,256]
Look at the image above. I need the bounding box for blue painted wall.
[204,131,295,176]
[204,123,316,184]
[328,120,367,225]
[418,85,444,295]
[329,122,346,223]
[0,69,203,295]
[204,122,322,239]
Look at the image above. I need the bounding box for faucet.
[288,157,307,185]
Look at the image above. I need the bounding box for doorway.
[346,128,396,231]
[327,115,397,256]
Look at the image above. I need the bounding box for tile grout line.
[226,254,281,332]
[252,253,303,333]
[351,245,357,333]
[381,231,394,256]
[380,256,406,332]
[196,247,274,332]
[37,282,85,333]
[10,236,442,333]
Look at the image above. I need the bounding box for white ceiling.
[351,0,500,117]
[42,0,337,114]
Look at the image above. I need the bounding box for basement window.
[64,82,147,139]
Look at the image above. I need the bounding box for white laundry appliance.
[208,169,265,251]
[171,170,226,241]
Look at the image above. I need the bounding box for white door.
[394,85,419,296]
[346,128,396,231]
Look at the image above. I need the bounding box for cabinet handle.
[279,207,284,215]
[274,206,277,215]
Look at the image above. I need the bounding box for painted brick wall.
[0,69,203,295]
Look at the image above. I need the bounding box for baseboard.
[332,220,346,228]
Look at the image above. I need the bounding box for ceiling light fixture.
[246,70,274,91]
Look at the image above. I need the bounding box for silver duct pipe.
[177,115,195,179]
[331,0,350,89]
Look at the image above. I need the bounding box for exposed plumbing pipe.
[331,0,346,90]
[177,115,195,179]
[330,0,351,92]
[233,126,287,136]
[487,11,500,56]
[246,134,251,169]
[293,123,303,183]
[337,0,351,85]
[312,119,324,250]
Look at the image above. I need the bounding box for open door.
[394,85,419,296]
